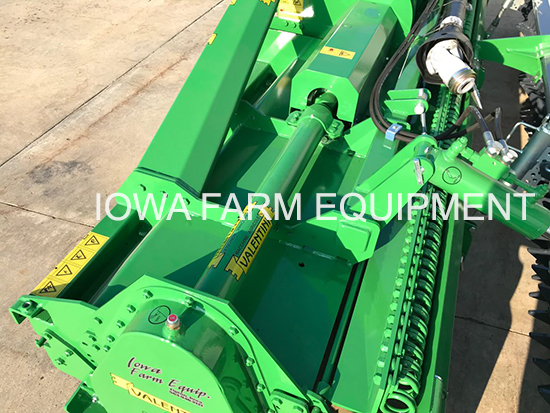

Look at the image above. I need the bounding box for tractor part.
[510,115,550,182]
[196,92,338,300]
[9,0,550,412]
[416,0,476,95]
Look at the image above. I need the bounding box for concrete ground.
[0,0,548,412]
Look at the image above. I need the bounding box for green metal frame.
[477,35,550,80]
[10,0,550,412]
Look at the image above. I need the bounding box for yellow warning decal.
[278,0,304,21]
[260,0,275,5]
[225,207,274,280]
[31,232,109,298]
[320,46,356,60]
[111,374,191,413]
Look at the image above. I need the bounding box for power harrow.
[9,0,550,411]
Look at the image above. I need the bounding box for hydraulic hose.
[494,107,504,141]
[434,106,493,140]
[369,0,482,143]
[369,0,442,142]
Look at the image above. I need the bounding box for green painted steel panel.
[139,0,278,194]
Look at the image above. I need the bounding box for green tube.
[195,93,337,300]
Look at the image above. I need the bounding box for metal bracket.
[385,124,403,142]
[287,112,345,140]
[325,119,345,140]
[384,88,431,118]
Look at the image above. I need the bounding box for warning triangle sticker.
[85,235,100,246]
[55,264,72,277]
[39,281,57,294]
[71,249,87,260]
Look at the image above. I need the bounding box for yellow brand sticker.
[111,374,191,413]
[31,231,109,298]
[207,205,252,270]
[320,46,356,60]
[207,34,217,45]
[225,207,274,280]
[278,0,304,21]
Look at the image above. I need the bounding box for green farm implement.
[10,0,550,411]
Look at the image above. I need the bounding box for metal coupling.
[447,67,477,95]
[498,139,518,165]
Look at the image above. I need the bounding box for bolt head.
[487,146,500,156]
[501,150,517,165]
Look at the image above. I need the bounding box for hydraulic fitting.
[416,0,476,95]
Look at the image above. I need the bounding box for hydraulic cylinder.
[511,126,550,180]
[431,145,550,239]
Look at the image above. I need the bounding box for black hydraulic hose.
[435,107,495,141]
[434,106,478,140]
[369,0,488,143]
[464,112,495,134]
[369,0,442,142]
[494,107,505,141]
[469,105,490,133]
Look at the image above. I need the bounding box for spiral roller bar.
[379,69,464,411]
[528,236,550,404]
[380,189,447,413]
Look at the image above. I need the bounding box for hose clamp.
[385,124,403,141]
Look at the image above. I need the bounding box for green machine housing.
[10,0,550,412]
